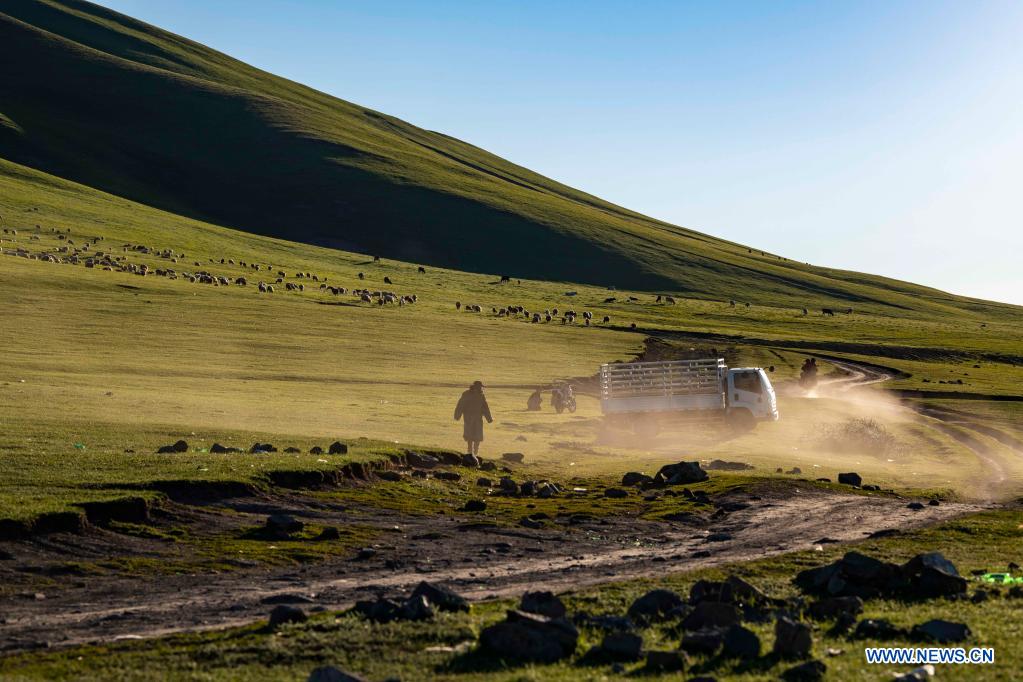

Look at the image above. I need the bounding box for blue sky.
[96,0,1023,304]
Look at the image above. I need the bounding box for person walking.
[454,380,493,456]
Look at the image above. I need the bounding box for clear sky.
[95,0,1023,304]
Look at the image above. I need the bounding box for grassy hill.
[1,0,1018,318]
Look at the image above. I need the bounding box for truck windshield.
[733,371,762,394]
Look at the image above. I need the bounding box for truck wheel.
[726,408,755,432]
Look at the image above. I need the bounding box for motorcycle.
[551,384,577,414]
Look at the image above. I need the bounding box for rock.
[907,502,925,510]
[829,612,857,636]
[437,452,463,466]
[519,517,543,529]
[852,618,905,640]
[479,610,578,662]
[461,500,487,512]
[627,589,685,623]
[156,445,177,454]
[480,461,497,472]
[476,477,492,487]
[434,471,461,482]
[781,660,826,681]
[355,548,377,561]
[262,594,316,605]
[837,472,862,487]
[284,447,301,453]
[654,461,709,485]
[902,552,966,598]
[807,596,863,621]
[461,453,481,468]
[520,481,537,496]
[690,576,767,607]
[316,527,341,541]
[353,597,401,623]
[377,471,402,482]
[170,439,188,452]
[912,619,970,643]
[971,589,988,604]
[786,467,802,474]
[644,650,686,672]
[681,627,725,655]
[894,665,936,682]
[309,446,324,455]
[328,441,348,455]
[706,459,754,471]
[928,499,940,506]
[520,591,566,618]
[795,551,902,599]
[307,666,368,682]
[411,581,469,612]
[405,451,440,469]
[210,443,238,453]
[863,484,880,491]
[722,624,760,659]
[268,604,307,628]
[397,594,435,621]
[499,477,519,495]
[622,471,653,486]
[250,442,277,453]
[680,601,739,631]
[773,617,812,658]
[265,514,303,537]
[604,488,628,499]
[501,452,525,463]
[601,631,643,661]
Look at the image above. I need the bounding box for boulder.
[655,461,709,485]
[461,500,487,512]
[405,451,440,469]
[479,610,578,662]
[795,551,903,599]
[284,447,301,453]
[307,666,367,682]
[501,452,525,463]
[210,443,238,453]
[476,477,492,487]
[681,627,725,655]
[411,581,469,612]
[434,471,461,482]
[622,471,653,486]
[499,477,519,495]
[604,488,628,499]
[397,594,435,622]
[837,472,862,487]
[520,591,566,619]
[706,459,754,471]
[268,604,307,628]
[680,601,739,631]
[627,589,685,623]
[437,452,463,466]
[309,446,324,455]
[781,660,826,682]
[902,552,967,598]
[907,502,925,510]
[156,445,177,454]
[377,471,402,482]
[461,453,481,468]
[722,624,760,659]
[773,617,812,658]
[353,597,401,623]
[690,576,768,607]
[172,440,189,453]
[807,596,863,621]
[328,441,348,455]
[316,527,341,541]
[644,650,686,672]
[265,514,303,537]
[250,442,277,453]
[600,631,644,661]
[519,517,543,530]
[480,461,497,472]
[852,618,905,640]
[912,619,970,643]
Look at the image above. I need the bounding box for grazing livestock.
[801,308,808,315]
[604,297,616,303]
[822,308,835,316]
[602,316,610,323]
[455,301,461,310]
[384,276,392,285]
[418,266,426,274]
[844,307,853,314]
[729,299,736,307]
[358,272,365,280]
[665,296,676,304]
[500,275,511,282]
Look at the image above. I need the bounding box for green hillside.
[0,0,1015,317]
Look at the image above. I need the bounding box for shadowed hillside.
[0,0,1017,317]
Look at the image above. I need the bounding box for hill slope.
[0,0,1015,316]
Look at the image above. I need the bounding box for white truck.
[599,358,778,434]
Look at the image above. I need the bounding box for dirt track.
[0,484,982,653]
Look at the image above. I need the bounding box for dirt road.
[0,485,980,653]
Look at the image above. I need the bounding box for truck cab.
[726,368,778,423]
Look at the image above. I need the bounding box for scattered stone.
[397,594,434,621]
[722,624,760,659]
[377,471,402,482]
[479,610,578,662]
[862,484,880,491]
[461,500,487,513]
[309,446,324,455]
[681,601,739,631]
[262,594,316,605]
[971,589,988,604]
[476,477,492,487]
[501,452,525,463]
[928,499,940,506]
[519,517,543,530]
[284,447,301,453]
[250,442,277,453]
[644,650,686,672]
[604,488,628,499]
[837,472,862,487]
[780,659,826,681]
[156,444,177,454]
[307,666,367,682]
[622,471,653,486]
[499,477,519,495]
[907,502,925,510]
[627,589,685,623]
[328,441,348,455]
[411,581,469,612]
[600,631,644,661]
[480,461,497,472]
[796,550,965,600]
[265,514,303,537]
[210,443,240,453]
[520,591,566,618]
[353,597,401,623]
[912,619,970,643]
[773,617,813,658]
[852,618,905,640]
[654,460,708,485]
[268,605,307,628]
[681,627,725,655]
[807,596,863,621]
[461,453,480,468]
[894,664,936,682]
[405,451,440,469]
[355,548,377,561]
[434,471,461,482]
[786,467,802,474]
[706,459,754,471]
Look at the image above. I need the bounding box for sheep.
[275,277,283,284]
[552,308,559,316]
[585,318,591,326]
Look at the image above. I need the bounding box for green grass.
[5,509,1021,681]
[3,0,1023,318]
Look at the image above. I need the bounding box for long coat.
[454,388,492,442]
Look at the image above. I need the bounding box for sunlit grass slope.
[2,0,1022,319]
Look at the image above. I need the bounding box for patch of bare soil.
[0,483,983,653]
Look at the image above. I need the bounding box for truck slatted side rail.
[600,359,725,398]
